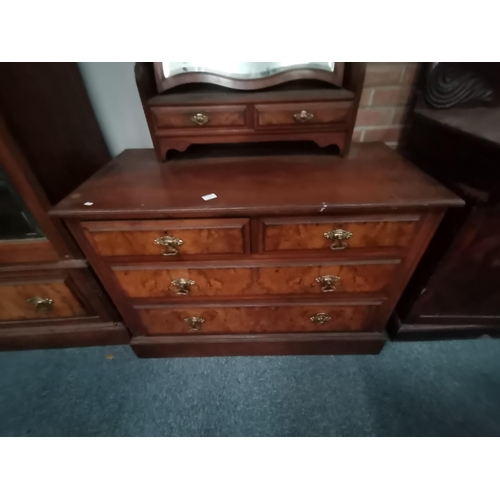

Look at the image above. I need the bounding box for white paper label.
[202,193,217,201]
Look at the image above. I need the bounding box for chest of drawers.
[51,143,463,357]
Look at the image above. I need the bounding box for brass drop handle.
[154,234,183,256]
[310,313,332,324]
[315,275,341,292]
[170,278,195,295]
[293,110,314,123]
[184,316,205,331]
[27,297,53,314]
[190,113,209,126]
[323,228,353,250]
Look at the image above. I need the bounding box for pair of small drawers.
[81,214,420,336]
[150,101,352,131]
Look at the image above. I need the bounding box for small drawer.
[136,302,378,335]
[0,279,88,321]
[82,219,249,258]
[261,215,420,253]
[113,260,399,298]
[255,101,352,128]
[151,105,248,129]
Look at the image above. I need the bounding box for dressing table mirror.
[136,62,365,160]
[154,62,345,91]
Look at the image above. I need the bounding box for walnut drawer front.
[113,260,399,298]
[136,302,378,335]
[81,219,249,258]
[0,280,88,321]
[261,215,419,252]
[151,105,248,129]
[255,101,352,128]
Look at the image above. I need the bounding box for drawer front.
[113,261,398,298]
[151,105,248,129]
[137,303,377,335]
[0,280,88,321]
[255,101,352,128]
[262,216,419,252]
[82,219,249,258]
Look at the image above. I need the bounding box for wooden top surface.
[51,143,463,220]
[416,105,500,147]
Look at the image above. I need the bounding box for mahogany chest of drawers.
[51,143,462,357]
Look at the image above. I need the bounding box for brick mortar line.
[364,84,415,90]
[358,105,408,110]
[366,63,417,69]
[354,124,404,130]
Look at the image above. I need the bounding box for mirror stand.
[135,62,366,161]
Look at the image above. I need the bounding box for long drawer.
[260,214,420,253]
[113,259,399,298]
[135,302,379,335]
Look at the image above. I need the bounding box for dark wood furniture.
[136,63,365,161]
[0,63,129,350]
[51,143,462,358]
[390,93,500,339]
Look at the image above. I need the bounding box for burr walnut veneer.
[51,143,462,357]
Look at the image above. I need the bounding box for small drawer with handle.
[260,215,420,253]
[81,219,250,258]
[255,101,352,128]
[0,279,88,322]
[135,301,379,335]
[151,105,248,129]
[112,259,399,298]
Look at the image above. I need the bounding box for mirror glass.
[0,166,44,240]
[162,62,335,80]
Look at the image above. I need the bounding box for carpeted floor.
[0,338,499,436]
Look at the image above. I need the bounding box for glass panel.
[0,166,44,240]
[163,62,335,80]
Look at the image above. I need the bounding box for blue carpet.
[0,338,499,436]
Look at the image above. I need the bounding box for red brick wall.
[353,63,420,147]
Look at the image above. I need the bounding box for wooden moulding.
[131,331,386,358]
[0,321,130,351]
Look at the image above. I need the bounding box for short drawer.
[136,302,378,335]
[0,279,88,321]
[82,219,249,258]
[113,260,399,298]
[255,101,352,128]
[151,105,248,129]
[261,215,420,253]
